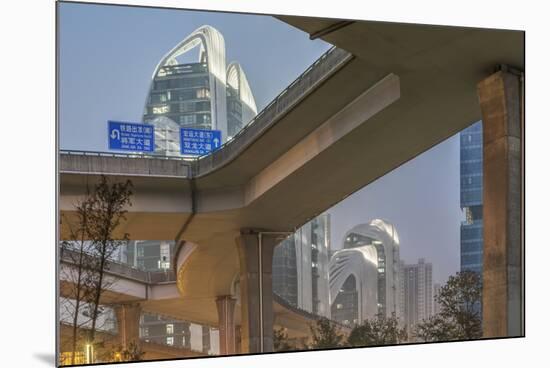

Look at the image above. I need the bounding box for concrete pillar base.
[113,303,142,349]
[236,230,281,353]
[216,295,237,355]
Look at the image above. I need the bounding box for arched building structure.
[329,219,401,326]
[143,25,257,153]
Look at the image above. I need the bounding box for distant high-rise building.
[329,219,401,327]
[399,258,433,333]
[460,121,483,274]
[125,240,173,271]
[272,213,331,318]
[143,25,257,155]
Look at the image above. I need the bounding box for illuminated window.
[166,336,174,345]
[196,88,210,99]
[166,324,174,334]
[153,105,169,114]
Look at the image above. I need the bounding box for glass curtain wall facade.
[272,213,331,318]
[460,121,483,274]
[144,63,212,131]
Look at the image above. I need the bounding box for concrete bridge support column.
[235,325,242,354]
[113,303,142,349]
[478,68,523,337]
[236,231,280,353]
[215,295,237,355]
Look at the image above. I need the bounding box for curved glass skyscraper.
[329,219,401,326]
[143,25,257,155]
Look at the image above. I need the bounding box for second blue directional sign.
[108,120,155,152]
[180,128,222,156]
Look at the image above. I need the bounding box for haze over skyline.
[59,2,467,285]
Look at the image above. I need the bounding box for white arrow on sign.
[110,129,120,140]
[213,137,219,147]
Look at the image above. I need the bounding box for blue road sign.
[180,128,222,156]
[108,120,155,152]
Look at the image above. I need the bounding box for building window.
[166,324,174,335]
[180,101,194,112]
[153,105,169,114]
[196,88,210,99]
[166,336,174,346]
[142,327,149,337]
[180,115,196,125]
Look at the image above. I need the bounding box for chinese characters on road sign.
[107,121,222,156]
[180,128,222,156]
[108,120,155,152]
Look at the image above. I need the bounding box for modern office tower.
[143,25,257,155]
[226,62,257,139]
[433,283,442,315]
[272,213,331,318]
[329,219,401,326]
[399,258,433,333]
[460,121,483,274]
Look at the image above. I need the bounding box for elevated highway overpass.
[60,248,333,354]
[59,18,523,355]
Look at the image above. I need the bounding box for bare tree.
[84,176,133,345]
[60,186,97,365]
[60,175,133,363]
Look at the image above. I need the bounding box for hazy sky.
[59,2,464,284]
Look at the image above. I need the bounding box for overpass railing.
[59,149,193,162]
[193,46,352,177]
[59,47,352,178]
[60,246,177,284]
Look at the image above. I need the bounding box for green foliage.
[121,341,145,362]
[273,327,294,352]
[105,341,145,363]
[415,271,482,342]
[347,313,407,347]
[307,318,345,349]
